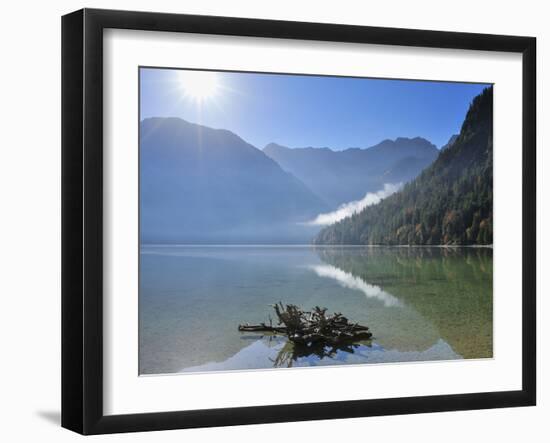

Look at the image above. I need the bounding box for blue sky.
[140,67,489,150]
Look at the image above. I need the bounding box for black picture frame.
[62,8,536,435]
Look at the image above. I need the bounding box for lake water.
[139,246,492,375]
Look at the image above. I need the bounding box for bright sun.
[177,71,220,102]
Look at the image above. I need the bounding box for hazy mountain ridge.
[263,137,438,207]
[140,117,328,244]
[314,86,493,246]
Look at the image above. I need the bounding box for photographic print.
[139,68,493,375]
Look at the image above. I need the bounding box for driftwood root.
[238,302,372,346]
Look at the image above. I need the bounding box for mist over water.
[306,183,402,226]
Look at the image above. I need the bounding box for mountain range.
[264,137,438,207]
[314,86,493,245]
[140,118,328,243]
[140,117,445,244]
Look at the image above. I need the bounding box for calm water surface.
[139,246,492,374]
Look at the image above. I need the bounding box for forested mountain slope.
[314,87,493,245]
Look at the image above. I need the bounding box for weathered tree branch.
[238,303,372,346]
